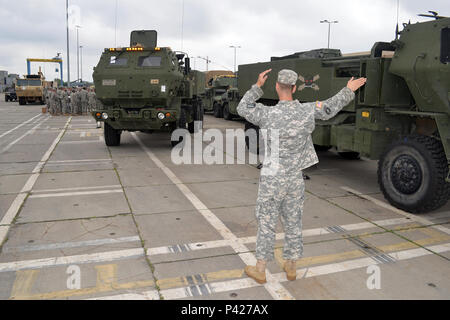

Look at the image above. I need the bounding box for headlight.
[157,112,165,120]
[102,113,109,120]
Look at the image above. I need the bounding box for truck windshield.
[17,79,41,86]
[441,27,449,64]
[110,56,128,66]
[138,56,162,67]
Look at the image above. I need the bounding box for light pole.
[80,45,83,83]
[197,56,211,72]
[75,25,82,82]
[66,0,70,87]
[229,45,241,74]
[320,20,338,49]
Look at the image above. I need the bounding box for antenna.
[395,0,400,40]
[114,0,119,47]
[181,0,185,50]
[418,11,447,20]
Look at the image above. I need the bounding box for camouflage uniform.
[61,89,70,114]
[75,89,83,115]
[88,90,96,113]
[45,89,51,112]
[80,88,89,114]
[49,90,58,115]
[70,90,77,114]
[56,89,64,115]
[237,69,355,261]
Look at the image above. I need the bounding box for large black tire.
[104,122,121,146]
[378,135,450,213]
[172,108,187,147]
[188,101,204,133]
[5,96,9,102]
[213,102,223,118]
[338,151,361,160]
[314,145,332,152]
[223,103,233,120]
[18,98,26,105]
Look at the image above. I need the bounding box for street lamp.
[75,25,82,82]
[79,45,83,83]
[65,0,70,87]
[320,20,338,49]
[229,45,241,74]
[197,56,211,72]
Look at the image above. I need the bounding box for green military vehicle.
[92,30,205,146]
[237,14,450,213]
[202,75,237,118]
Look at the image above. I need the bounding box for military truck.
[220,86,242,121]
[15,69,46,105]
[202,75,237,118]
[4,85,17,102]
[237,15,450,213]
[92,30,205,147]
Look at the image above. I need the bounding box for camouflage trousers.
[255,169,305,261]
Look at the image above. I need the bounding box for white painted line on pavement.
[90,242,450,300]
[0,114,41,139]
[146,217,412,256]
[341,187,450,235]
[58,140,103,145]
[132,132,294,300]
[47,159,112,163]
[0,248,144,272]
[3,236,141,253]
[1,116,50,153]
[0,117,72,245]
[28,189,123,199]
[90,291,160,300]
[32,184,122,194]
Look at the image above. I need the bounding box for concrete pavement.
[0,100,449,300]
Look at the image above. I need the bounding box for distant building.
[0,71,19,92]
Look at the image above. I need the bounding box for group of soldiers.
[44,87,99,116]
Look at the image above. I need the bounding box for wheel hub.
[390,155,423,195]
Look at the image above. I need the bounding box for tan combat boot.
[245,266,266,284]
[284,261,297,281]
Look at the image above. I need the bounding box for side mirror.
[184,57,191,75]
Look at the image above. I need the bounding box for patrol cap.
[277,69,298,86]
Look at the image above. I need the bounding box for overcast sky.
[0,0,448,82]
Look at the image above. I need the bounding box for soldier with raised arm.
[237,69,366,284]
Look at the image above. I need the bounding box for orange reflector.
[96,113,101,117]
[362,111,370,118]
[165,113,171,117]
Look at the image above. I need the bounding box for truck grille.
[117,90,143,98]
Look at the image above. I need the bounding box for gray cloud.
[0,0,448,82]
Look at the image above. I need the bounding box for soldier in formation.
[237,69,366,284]
[47,87,98,117]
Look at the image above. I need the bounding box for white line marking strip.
[31,185,122,194]
[3,236,141,253]
[0,114,41,139]
[1,116,50,153]
[28,189,123,199]
[90,242,450,300]
[47,159,112,163]
[341,187,450,235]
[0,117,72,245]
[0,217,411,255]
[131,132,294,300]
[0,248,144,272]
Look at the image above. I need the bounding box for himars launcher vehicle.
[92,30,205,146]
[237,14,450,213]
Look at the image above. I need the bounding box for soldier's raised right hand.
[346,77,367,92]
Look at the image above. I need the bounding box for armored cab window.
[138,56,162,67]
[441,27,449,64]
[109,56,128,66]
